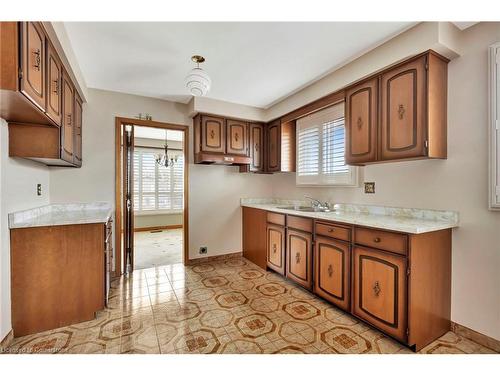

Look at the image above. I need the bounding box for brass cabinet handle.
[234,132,239,142]
[67,114,72,126]
[255,143,259,151]
[398,104,405,120]
[373,281,381,296]
[327,228,334,233]
[327,264,333,277]
[295,252,300,264]
[210,129,215,139]
[357,117,363,130]
[53,79,59,95]
[272,244,277,253]
[373,237,381,243]
[33,49,41,71]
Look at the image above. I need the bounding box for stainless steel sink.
[276,206,331,213]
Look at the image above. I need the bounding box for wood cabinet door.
[267,224,285,275]
[314,236,350,311]
[286,229,312,290]
[45,41,62,126]
[61,72,74,162]
[266,120,280,172]
[345,77,378,164]
[380,56,427,160]
[73,93,83,166]
[249,123,264,171]
[353,246,407,342]
[226,119,248,156]
[201,115,225,153]
[20,22,46,111]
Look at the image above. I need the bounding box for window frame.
[133,146,184,213]
[295,102,358,187]
[489,42,500,210]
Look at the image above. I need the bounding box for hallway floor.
[134,228,183,270]
[6,257,496,354]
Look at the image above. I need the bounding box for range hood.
[194,153,252,165]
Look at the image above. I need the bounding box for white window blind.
[296,102,358,186]
[133,147,184,212]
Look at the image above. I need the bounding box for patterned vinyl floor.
[5,257,496,354]
[134,229,183,270]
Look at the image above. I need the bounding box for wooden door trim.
[115,117,190,276]
[316,239,346,301]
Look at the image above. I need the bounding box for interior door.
[123,125,135,274]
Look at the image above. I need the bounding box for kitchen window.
[296,102,358,186]
[133,147,184,213]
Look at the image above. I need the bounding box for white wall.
[0,119,51,341]
[134,213,183,228]
[268,22,500,341]
[49,88,273,261]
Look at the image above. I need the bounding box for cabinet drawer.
[354,227,407,256]
[267,212,285,226]
[315,222,351,242]
[287,215,312,232]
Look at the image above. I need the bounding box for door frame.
[114,116,189,276]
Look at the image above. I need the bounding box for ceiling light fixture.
[185,55,211,97]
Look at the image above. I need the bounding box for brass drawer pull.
[373,281,381,296]
[295,252,300,264]
[33,49,41,71]
[327,228,334,233]
[327,264,333,277]
[373,237,381,243]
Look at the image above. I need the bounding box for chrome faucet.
[304,195,331,212]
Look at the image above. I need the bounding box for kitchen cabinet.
[266,119,296,173]
[10,218,111,337]
[248,122,265,172]
[45,40,62,126]
[242,207,452,350]
[193,113,251,165]
[226,119,248,156]
[345,77,378,164]
[242,206,267,269]
[286,228,312,290]
[61,71,74,163]
[314,235,350,311]
[0,22,84,167]
[352,245,407,342]
[345,50,448,165]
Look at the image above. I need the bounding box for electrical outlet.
[37,184,42,196]
[364,182,375,194]
[199,246,208,255]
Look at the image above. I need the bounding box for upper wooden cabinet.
[45,41,62,126]
[20,22,46,111]
[345,51,448,165]
[1,22,84,167]
[226,119,248,156]
[345,77,378,164]
[266,119,296,173]
[193,113,251,165]
[248,122,264,172]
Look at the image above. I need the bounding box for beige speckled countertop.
[9,202,113,229]
[241,198,459,234]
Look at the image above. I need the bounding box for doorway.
[115,117,189,275]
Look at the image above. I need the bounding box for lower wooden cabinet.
[242,207,267,269]
[314,236,350,311]
[352,246,407,342]
[266,223,285,275]
[286,228,312,290]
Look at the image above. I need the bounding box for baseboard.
[451,321,500,353]
[134,225,183,232]
[187,252,243,265]
[0,330,13,352]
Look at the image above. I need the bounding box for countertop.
[240,199,459,234]
[9,202,113,229]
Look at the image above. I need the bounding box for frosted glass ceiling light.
[185,55,211,97]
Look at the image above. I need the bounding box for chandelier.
[155,131,179,168]
[185,55,211,97]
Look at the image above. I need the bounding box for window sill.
[134,210,183,216]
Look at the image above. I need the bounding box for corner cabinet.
[266,119,296,173]
[345,50,448,165]
[0,22,84,167]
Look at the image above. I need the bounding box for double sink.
[276,205,332,213]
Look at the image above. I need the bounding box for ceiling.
[64,22,414,108]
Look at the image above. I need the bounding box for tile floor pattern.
[5,257,496,354]
[134,228,183,270]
